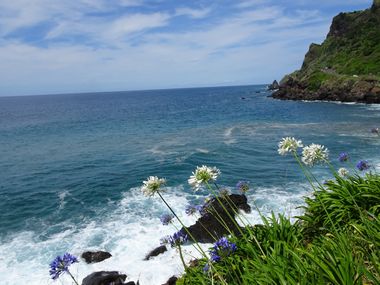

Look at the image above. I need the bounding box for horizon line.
[0,83,270,98]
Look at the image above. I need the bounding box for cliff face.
[272,0,380,103]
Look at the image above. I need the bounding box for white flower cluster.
[278,137,303,155]
[188,165,221,191]
[301,143,329,166]
[338,167,349,177]
[141,176,166,197]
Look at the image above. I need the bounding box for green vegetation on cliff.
[274,0,380,103]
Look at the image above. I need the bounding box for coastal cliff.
[272,0,380,103]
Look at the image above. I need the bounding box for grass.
[174,166,380,284]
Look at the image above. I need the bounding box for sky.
[0,0,373,96]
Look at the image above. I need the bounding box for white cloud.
[107,13,170,39]
[236,0,269,8]
[175,7,212,19]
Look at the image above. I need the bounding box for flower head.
[185,204,203,216]
[301,144,329,166]
[188,165,221,191]
[338,168,349,177]
[168,230,188,247]
[160,213,174,225]
[278,137,303,155]
[219,188,230,197]
[236,181,250,194]
[203,263,210,272]
[356,160,370,171]
[49,253,78,280]
[209,237,237,263]
[141,176,166,197]
[338,152,349,162]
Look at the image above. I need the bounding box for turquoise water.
[0,85,379,284]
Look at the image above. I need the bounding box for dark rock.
[181,194,251,243]
[162,276,178,285]
[81,251,112,264]
[267,80,279,90]
[144,245,168,260]
[82,271,126,285]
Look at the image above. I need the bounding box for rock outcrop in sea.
[272,0,380,103]
[181,194,251,243]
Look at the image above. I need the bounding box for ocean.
[0,85,379,284]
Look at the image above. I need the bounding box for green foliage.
[300,173,380,238]
[306,71,333,91]
[177,174,380,284]
[286,3,380,90]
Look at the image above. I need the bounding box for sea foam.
[0,183,310,285]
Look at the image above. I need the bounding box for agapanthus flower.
[141,176,166,197]
[219,188,230,197]
[356,160,370,171]
[203,263,210,272]
[168,230,188,247]
[301,144,329,166]
[338,152,349,162]
[185,204,203,216]
[188,165,221,191]
[185,204,197,215]
[236,181,250,194]
[278,137,303,155]
[160,213,174,225]
[338,167,349,177]
[49,253,78,280]
[209,237,237,263]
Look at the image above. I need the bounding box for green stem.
[178,244,187,271]
[293,152,338,234]
[67,270,79,285]
[157,192,208,258]
[205,182,245,237]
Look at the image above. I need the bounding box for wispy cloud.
[175,7,212,19]
[236,0,269,8]
[107,13,171,39]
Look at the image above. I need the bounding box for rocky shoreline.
[271,76,380,104]
[77,194,250,285]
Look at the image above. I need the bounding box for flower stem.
[67,270,79,285]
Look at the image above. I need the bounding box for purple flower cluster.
[160,213,174,225]
[236,181,250,194]
[209,237,237,263]
[49,253,78,280]
[185,204,203,216]
[168,230,188,247]
[338,152,349,162]
[356,160,370,171]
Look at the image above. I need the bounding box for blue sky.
[0,0,372,96]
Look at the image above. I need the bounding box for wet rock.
[181,194,251,243]
[82,271,126,285]
[162,276,178,285]
[144,245,168,260]
[267,80,279,90]
[81,251,112,264]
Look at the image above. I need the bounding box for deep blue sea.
[0,85,379,284]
